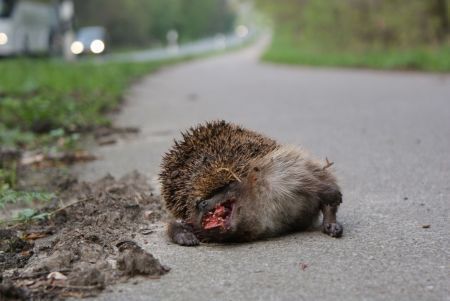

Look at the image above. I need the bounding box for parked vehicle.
[70,26,107,55]
[0,0,73,56]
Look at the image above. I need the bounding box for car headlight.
[0,33,8,45]
[70,41,84,55]
[90,39,105,54]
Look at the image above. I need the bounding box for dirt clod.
[0,230,33,271]
[68,263,106,288]
[117,241,170,277]
[0,147,21,165]
[1,171,168,299]
[0,280,29,301]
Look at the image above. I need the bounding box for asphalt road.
[77,37,450,301]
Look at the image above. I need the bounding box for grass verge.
[0,58,170,211]
[263,31,450,72]
[0,59,168,133]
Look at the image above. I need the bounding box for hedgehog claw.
[168,219,200,246]
[173,232,200,246]
[323,222,343,238]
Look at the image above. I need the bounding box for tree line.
[74,0,236,47]
[255,0,449,50]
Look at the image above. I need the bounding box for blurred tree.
[146,0,181,42]
[74,0,236,47]
[428,0,449,40]
[255,0,450,50]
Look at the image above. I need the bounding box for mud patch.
[0,172,169,300]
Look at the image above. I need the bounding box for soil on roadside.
[0,171,169,300]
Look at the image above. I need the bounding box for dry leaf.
[24,232,49,240]
[47,272,68,281]
[21,153,45,165]
[143,210,154,220]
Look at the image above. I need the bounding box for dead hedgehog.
[160,120,343,246]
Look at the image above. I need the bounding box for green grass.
[1,166,55,223]
[0,57,168,152]
[263,31,450,72]
[0,188,55,210]
[0,57,172,211]
[0,59,168,136]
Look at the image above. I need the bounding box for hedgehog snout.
[190,183,244,232]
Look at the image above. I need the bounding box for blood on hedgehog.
[160,120,343,246]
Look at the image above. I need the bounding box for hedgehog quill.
[160,121,343,246]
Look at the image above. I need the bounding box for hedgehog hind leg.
[317,183,342,207]
[317,184,343,238]
[321,204,343,238]
[167,219,200,246]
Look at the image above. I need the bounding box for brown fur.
[160,120,278,219]
[160,120,343,245]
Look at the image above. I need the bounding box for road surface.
[76,37,450,301]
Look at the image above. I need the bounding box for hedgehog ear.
[243,167,260,189]
[251,165,261,181]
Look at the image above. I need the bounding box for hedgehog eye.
[197,200,208,211]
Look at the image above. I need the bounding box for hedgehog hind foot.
[168,219,200,246]
[323,221,343,238]
[321,204,343,238]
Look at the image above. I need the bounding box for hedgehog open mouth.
[201,199,236,230]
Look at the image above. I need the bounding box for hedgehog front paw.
[323,222,343,238]
[173,231,200,246]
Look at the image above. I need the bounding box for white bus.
[0,0,70,56]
